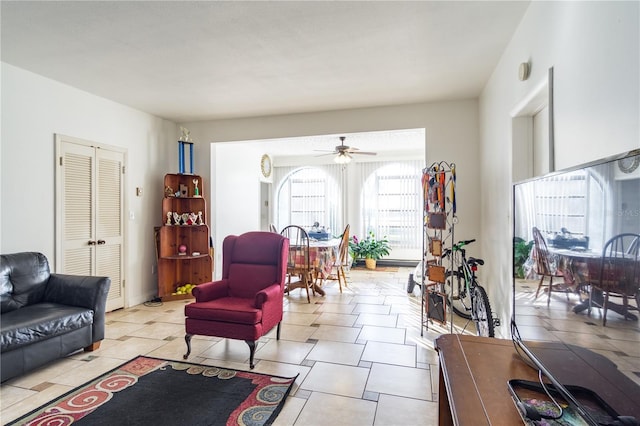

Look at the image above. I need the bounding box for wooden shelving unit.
[157,173,212,301]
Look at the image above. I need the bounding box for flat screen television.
[511,149,640,425]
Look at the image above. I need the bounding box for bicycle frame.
[443,240,479,312]
[442,239,497,338]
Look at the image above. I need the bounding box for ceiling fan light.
[334,152,351,164]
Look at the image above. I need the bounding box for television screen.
[512,150,640,423]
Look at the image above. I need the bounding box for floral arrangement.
[349,231,391,261]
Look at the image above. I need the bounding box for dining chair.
[532,227,570,305]
[327,224,350,293]
[588,233,640,326]
[280,225,314,303]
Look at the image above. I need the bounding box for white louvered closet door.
[56,135,125,312]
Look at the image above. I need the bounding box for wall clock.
[260,154,272,178]
[617,156,640,174]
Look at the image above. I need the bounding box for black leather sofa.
[1,252,111,382]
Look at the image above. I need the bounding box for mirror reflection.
[512,152,640,378]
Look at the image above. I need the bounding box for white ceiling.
[1,1,530,124]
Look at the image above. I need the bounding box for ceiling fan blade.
[351,151,377,156]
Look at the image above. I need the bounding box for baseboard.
[376,259,420,268]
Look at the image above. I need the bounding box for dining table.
[550,247,638,320]
[287,237,341,297]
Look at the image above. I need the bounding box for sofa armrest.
[192,279,229,302]
[44,274,111,342]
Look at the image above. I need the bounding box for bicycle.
[441,239,497,337]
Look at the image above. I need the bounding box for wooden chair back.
[280,225,311,275]
[532,227,557,276]
[338,224,351,265]
[597,233,640,294]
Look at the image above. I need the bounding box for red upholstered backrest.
[222,232,288,299]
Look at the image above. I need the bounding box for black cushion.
[0,252,50,313]
[0,303,94,352]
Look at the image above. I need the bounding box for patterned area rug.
[9,356,296,426]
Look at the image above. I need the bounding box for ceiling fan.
[315,136,377,164]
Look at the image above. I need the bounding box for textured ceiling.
[1,1,530,123]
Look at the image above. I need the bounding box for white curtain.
[514,167,608,251]
[273,164,346,236]
[356,160,423,250]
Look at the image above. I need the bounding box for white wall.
[479,1,639,337]
[1,63,178,307]
[182,100,481,277]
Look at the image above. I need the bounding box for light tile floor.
[2,268,639,425]
[514,278,640,387]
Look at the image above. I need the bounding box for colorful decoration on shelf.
[169,212,204,226]
[172,283,195,295]
[178,130,194,174]
[188,212,198,225]
[193,179,200,197]
[179,126,191,142]
[178,245,187,256]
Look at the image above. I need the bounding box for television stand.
[434,334,640,425]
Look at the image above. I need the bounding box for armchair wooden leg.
[245,340,256,369]
[183,334,193,360]
[277,322,281,340]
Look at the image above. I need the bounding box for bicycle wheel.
[471,285,495,337]
[444,270,472,319]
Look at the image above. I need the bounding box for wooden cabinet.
[157,173,212,300]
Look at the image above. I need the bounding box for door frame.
[54,134,128,310]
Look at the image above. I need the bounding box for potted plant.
[350,231,391,270]
[513,237,534,278]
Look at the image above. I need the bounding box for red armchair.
[183,231,289,369]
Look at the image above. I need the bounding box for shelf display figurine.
[166,212,173,225]
[165,186,175,197]
[193,179,201,197]
[198,211,204,225]
[173,212,181,225]
[188,212,198,225]
[181,213,189,225]
[179,126,191,142]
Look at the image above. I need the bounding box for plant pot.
[365,258,377,270]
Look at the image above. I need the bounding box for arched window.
[276,167,342,234]
[360,162,423,253]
